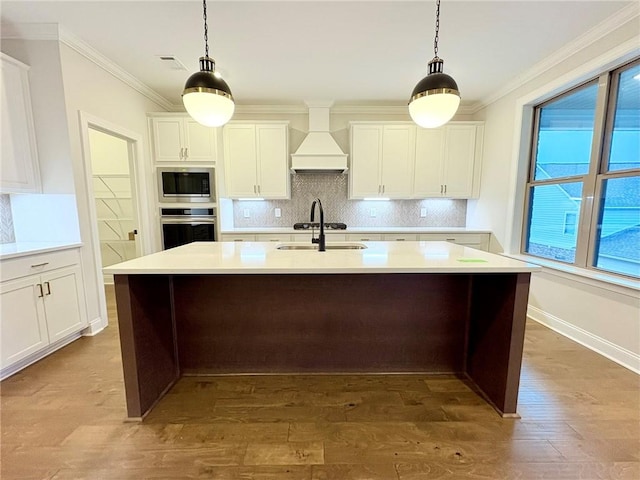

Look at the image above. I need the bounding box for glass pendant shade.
[182,59,234,127]
[409,71,460,128]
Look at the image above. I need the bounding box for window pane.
[608,64,640,172]
[526,182,583,263]
[534,83,598,180]
[594,176,640,278]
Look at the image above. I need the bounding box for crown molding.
[475,2,640,113]
[1,22,174,111]
[57,27,174,111]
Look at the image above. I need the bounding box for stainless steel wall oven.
[158,167,214,203]
[160,208,216,250]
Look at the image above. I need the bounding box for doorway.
[88,128,140,283]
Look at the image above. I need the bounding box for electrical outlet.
[243,209,250,218]
[275,208,281,218]
[420,207,427,218]
[370,208,377,218]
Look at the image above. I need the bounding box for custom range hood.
[291,101,348,173]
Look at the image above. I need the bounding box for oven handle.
[161,217,216,225]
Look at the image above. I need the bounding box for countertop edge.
[0,242,84,260]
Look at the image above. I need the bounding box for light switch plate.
[420,207,427,217]
[275,208,281,218]
[243,209,250,218]
[370,208,377,218]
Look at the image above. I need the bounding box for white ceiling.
[1,1,635,110]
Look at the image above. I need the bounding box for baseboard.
[0,332,82,381]
[82,316,108,336]
[527,305,640,374]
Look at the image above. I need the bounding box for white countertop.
[0,241,83,260]
[104,241,540,275]
[221,226,491,234]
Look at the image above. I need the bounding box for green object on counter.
[457,258,488,263]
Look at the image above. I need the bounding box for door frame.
[79,111,151,332]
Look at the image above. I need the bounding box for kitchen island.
[104,241,540,419]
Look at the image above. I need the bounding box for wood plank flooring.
[1,285,639,479]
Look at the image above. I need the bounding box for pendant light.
[409,0,460,128]
[182,0,234,127]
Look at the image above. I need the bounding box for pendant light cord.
[202,0,209,59]
[433,0,440,58]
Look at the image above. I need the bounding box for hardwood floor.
[1,285,639,479]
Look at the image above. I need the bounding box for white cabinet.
[220,234,256,242]
[0,53,40,193]
[414,123,484,198]
[383,234,418,241]
[346,233,383,241]
[223,122,289,199]
[150,116,217,162]
[0,249,88,373]
[418,233,490,251]
[349,123,415,199]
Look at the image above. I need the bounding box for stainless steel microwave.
[158,167,215,203]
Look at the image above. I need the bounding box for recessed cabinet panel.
[42,266,85,343]
[381,126,415,198]
[0,54,40,193]
[224,125,259,197]
[184,120,217,160]
[0,277,48,367]
[153,119,184,162]
[350,125,382,198]
[414,128,445,197]
[256,125,289,198]
[442,125,477,198]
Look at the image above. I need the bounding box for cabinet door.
[152,118,184,162]
[350,125,382,198]
[0,276,48,367]
[256,124,289,198]
[381,125,415,198]
[442,125,477,198]
[414,128,445,197]
[223,124,258,197]
[1,55,39,193]
[41,265,87,343]
[184,120,217,161]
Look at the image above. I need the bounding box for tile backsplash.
[0,195,16,244]
[231,173,466,227]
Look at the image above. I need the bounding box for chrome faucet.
[310,198,326,252]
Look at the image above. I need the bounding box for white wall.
[58,41,167,332]
[469,18,640,372]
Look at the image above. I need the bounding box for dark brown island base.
[106,241,539,420]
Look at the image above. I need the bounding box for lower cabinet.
[0,249,88,375]
[418,233,490,251]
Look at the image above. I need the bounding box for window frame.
[521,58,640,280]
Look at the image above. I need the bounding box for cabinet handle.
[440,185,443,194]
[382,185,385,194]
[257,185,261,194]
[179,147,184,159]
[446,238,456,241]
[37,283,43,298]
[184,148,188,158]
[253,185,257,194]
[444,184,447,194]
[31,262,49,268]
[396,238,405,241]
[44,281,51,295]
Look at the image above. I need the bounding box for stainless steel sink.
[276,243,367,251]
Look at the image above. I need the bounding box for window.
[523,59,640,279]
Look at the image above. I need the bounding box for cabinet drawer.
[1,248,81,283]
[221,234,256,242]
[257,234,291,242]
[346,234,383,241]
[418,233,489,251]
[383,234,418,241]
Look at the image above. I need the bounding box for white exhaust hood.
[291,101,348,173]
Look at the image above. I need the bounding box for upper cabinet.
[222,122,289,199]
[349,123,415,199]
[150,115,217,163]
[414,123,484,198]
[0,53,40,193]
[350,121,484,200]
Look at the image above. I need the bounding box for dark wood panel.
[114,274,178,417]
[173,274,470,374]
[465,272,530,415]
